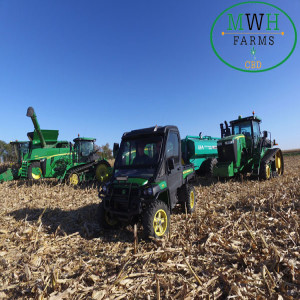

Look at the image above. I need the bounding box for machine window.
[166,132,179,164]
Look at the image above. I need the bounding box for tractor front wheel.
[142,200,170,239]
[67,173,80,186]
[259,162,271,180]
[28,162,43,180]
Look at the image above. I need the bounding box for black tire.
[97,202,119,229]
[199,158,217,177]
[142,200,170,239]
[27,161,43,180]
[180,184,196,213]
[259,162,271,180]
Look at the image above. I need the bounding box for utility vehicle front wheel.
[97,202,119,229]
[142,200,170,239]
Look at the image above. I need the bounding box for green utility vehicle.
[0,107,111,184]
[98,125,196,238]
[213,113,284,179]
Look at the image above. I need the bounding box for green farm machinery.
[0,107,111,184]
[213,113,284,179]
[181,135,219,176]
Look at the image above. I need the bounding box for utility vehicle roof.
[122,125,178,139]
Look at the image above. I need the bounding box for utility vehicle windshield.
[114,136,163,178]
[233,121,252,138]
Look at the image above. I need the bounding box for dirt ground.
[0,156,299,299]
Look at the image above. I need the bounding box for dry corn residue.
[0,156,299,299]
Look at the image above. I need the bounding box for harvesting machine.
[0,107,111,184]
[213,113,284,179]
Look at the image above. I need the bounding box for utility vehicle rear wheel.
[95,160,111,183]
[181,184,196,213]
[143,200,170,239]
[97,202,119,229]
[28,162,43,180]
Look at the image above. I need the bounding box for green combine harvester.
[0,107,111,184]
[213,113,284,179]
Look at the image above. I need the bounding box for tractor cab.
[230,115,262,151]
[73,137,96,163]
[10,141,30,165]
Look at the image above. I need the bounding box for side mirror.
[263,131,268,138]
[113,143,119,159]
[167,157,175,171]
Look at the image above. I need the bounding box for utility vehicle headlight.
[147,187,153,196]
[225,140,234,145]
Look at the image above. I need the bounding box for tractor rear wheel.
[28,162,43,180]
[259,162,271,180]
[97,202,119,229]
[95,160,111,183]
[142,200,170,239]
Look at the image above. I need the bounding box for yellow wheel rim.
[32,167,42,180]
[190,190,195,209]
[275,152,282,175]
[69,173,79,185]
[266,164,270,179]
[153,209,168,237]
[95,164,110,183]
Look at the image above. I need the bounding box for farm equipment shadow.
[9,179,103,190]
[9,204,135,243]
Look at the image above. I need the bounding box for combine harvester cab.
[0,141,29,183]
[181,135,219,177]
[213,112,284,180]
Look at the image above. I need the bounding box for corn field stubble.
[0,156,299,299]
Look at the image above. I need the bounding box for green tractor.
[0,107,111,185]
[213,113,284,180]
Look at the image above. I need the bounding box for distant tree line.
[0,141,15,162]
[95,143,113,160]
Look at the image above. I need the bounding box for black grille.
[218,140,238,163]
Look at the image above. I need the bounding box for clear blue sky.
[0,0,299,149]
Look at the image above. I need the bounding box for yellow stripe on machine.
[183,168,193,174]
[34,153,71,159]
